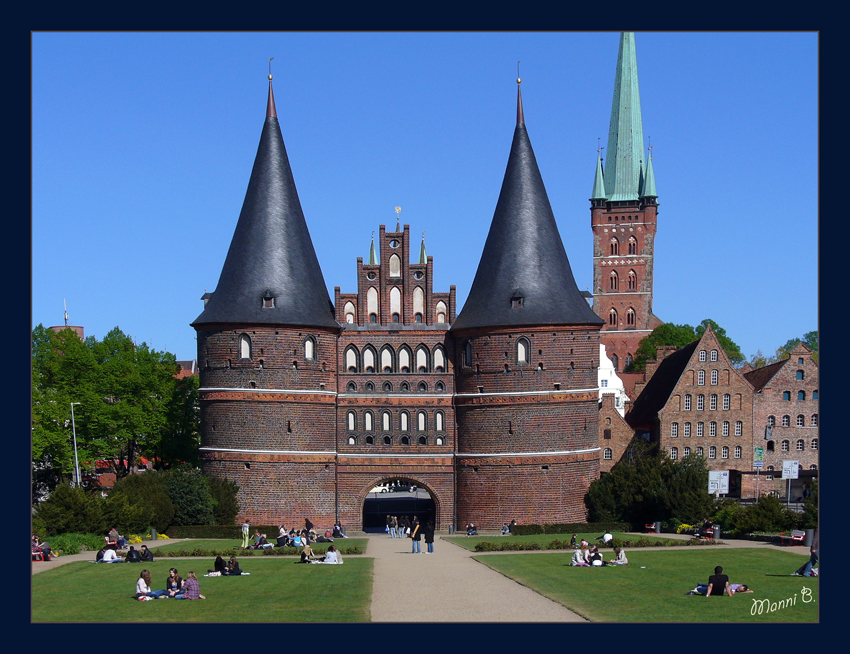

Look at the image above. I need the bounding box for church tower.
[191,75,341,525]
[591,32,662,371]
[451,79,604,527]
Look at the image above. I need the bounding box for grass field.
[444,532,675,551]
[150,538,368,554]
[474,548,818,622]
[31,557,373,622]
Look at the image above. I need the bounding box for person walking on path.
[410,517,422,553]
[424,520,435,553]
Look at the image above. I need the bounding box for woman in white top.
[609,547,629,565]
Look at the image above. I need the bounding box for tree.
[32,484,107,537]
[166,465,216,526]
[628,319,744,372]
[31,324,195,499]
[109,471,175,533]
[208,475,241,525]
[777,331,818,364]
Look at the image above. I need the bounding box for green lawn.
[474,548,818,622]
[444,532,672,551]
[150,538,367,555]
[32,557,373,622]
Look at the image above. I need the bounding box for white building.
[598,344,630,417]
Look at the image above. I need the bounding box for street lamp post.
[70,402,81,488]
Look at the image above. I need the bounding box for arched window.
[436,411,444,432]
[347,411,356,432]
[418,436,427,445]
[684,422,692,438]
[603,448,613,460]
[796,370,804,381]
[435,381,445,393]
[721,446,729,459]
[239,333,252,360]
[383,436,392,445]
[400,436,409,445]
[346,381,357,393]
[381,346,394,373]
[709,446,716,459]
[709,421,717,437]
[781,440,789,452]
[367,287,379,321]
[418,411,427,431]
[304,336,315,361]
[735,421,742,436]
[400,412,409,432]
[710,394,717,411]
[697,370,705,386]
[364,411,374,432]
[696,447,704,457]
[671,423,679,438]
[517,338,529,365]
[608,309,618,326]
[766,440,775,452]
[697,394,705,411]
[628,236,637,254]
[418,381,428,392]
[710,370,718,385]
[699,350,707,362]
[783,391,791,401]
[626,308,635,326]
[811,438,818,450]
[796,439,805,451]
[627,270,637,290]
[463,341,472,368]
[723,394,731,410]
[390,287,402,321]
[710,350,718,362]
[722,421,729,437]
[610,237,619,256]
[767,415,776,427]
[366,435,374,445]
[670,447,678,460]
[344,301,356,324]
[382,381,393,393]
[389,254,401,277]
[683,446,691,457]
[782,415,791,427]
[433,346,446,372]
[684,394,692,411]
[734,446,742,459]
[796,415,805,427]
[347,436,356,445]
[811,414,818,426]
[413,286,425,320]
[609,271,619,291]
[382,411,392,431]
[611,353,619,371]
[416,346,429,373]
[798,391,806,401]
[345,346,359,373]
[363,347,376,373]
[399,347,411,373]
[435,301,447,323]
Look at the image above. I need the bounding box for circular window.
[389,239,400,248]
[366,272,377,281]
[413,271,424,280]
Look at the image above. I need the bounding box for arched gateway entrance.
[362,478,437,533]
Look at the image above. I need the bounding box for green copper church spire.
[604,32,645,202]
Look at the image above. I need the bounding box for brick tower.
[191,76,341,525]
[451,79,604,527]
[591,32,663,371]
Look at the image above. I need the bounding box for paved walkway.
[32,532,811,622]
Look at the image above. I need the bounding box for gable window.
[783,391,791,401]
[344,301,356,324]
[797,370,804,380]
[436,300,447,324]
[389,254,401,277]
[683,422,692,438]
[697,370,705,386]
[710,370,718,385]
[603,448,613,460]
[699,350,706,362]
[684,394,692,411]
[723,394,731,410]
[710,350,718,362]
[671,422,679,438]
[697,394,705,411]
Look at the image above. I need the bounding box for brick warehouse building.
[192,46,614,528]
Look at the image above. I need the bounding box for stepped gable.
[626,340,699,426]
[192,78,337,330]
[452,81,603,332]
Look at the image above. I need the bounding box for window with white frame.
[697,422,704,438]
[684,422,692,438]
[710,394,717,411]
[811,438,818,450]
[796,439,805,451]
[697,394,705,411]
[670,447,678,460]
[710,370,718,385]
[709,422,717,437]
[683,447,691,457]
[722,421,729,437]
[684,394,692,411]
[721,446,729,459]
[735,421,743,437]
[797,415,805,427]
[603,448,613,460]
[781,440,789,452]
[671,422,679,438]
[698,370,705,385]
[723,394,731,410]
[699,350,706,362]
[782,415,791,427]
[709,446,716,459]
[734,446,742,458]
[710,350,718,362]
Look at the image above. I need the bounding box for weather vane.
[517,61,521,85]
[395,206,401,231]
[269,57,274,80]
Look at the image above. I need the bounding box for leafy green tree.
[801,480,818,529]
[166,465,216,526]
[108,471,175,533]
[208,475,241,525]
[153,374,201,469]
[32,484,107,537]
[777,331,818,364]
[628,319,744,372]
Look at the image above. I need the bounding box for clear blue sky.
[32,32,818,364]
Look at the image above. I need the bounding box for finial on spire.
[516,61,524,126]
[266,58,277,119]
[395,206,401,231]
[63,298,69,327]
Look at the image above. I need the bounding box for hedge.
[473,536,723,552]
[508,522,632,536]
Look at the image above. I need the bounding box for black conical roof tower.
[192,77,338,330]
[452,80,603,332]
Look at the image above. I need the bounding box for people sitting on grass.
[125,546,142,563]
[570,534,577,548]
[333,522,347,539]
[135,570,168,600]
[299,542,317,563]
[165,568,184,597]
[501,523,511,536]
[466,523,478,536]
[570,545,590,566]
[139,544,155,562]
[691,582,752,596]
[596,530,613,544]
[175,571,205,600]
[794,548,818,577]
[704,566,731,596]
[588,546,605,566]
[98,547,123,563]
[608,547,629,566]
[227,556,243,575]
[312,545,343,564]
[256,533,273,549]
[208,556,227,575]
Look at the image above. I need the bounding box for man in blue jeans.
[794,547,818,577]
[410,517,422,553]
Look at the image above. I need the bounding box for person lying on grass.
[691,583,752,596]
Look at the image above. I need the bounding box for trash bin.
[449,525,455,535]
[654,521,662,534]
[713,527,721,541]
[150,529,157,541]
[804,529,815,547]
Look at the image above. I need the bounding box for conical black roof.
[452,85,603,332]
[192,81,338,330]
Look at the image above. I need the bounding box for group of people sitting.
[207,555,245,576]
[465,523,478,536]
[570,543,628,567]
[297,543,343,564]
[135,567,205,601]
[688,566,753,596]
[244,521,347,550]
[96,543,155,563]
[32,535,54,561]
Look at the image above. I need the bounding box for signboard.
[754,447,764,469]
[782,460,799,480]
[708,470,730,495]
[753,461,764,469]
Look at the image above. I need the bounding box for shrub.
[109,471,174,533]
[166,465,215,526]
[207,476,240,526]
[32,484,107,537]
[40,532,105,555]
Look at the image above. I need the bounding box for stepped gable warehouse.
[192,62,604,529]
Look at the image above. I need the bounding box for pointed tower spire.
[641,145,658,199]
[192,72,337,330]
[591,148,607,201]
[419,231,427,264]
[604,32,645,202]
[368,232,378,265]
[453,79,603,331]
